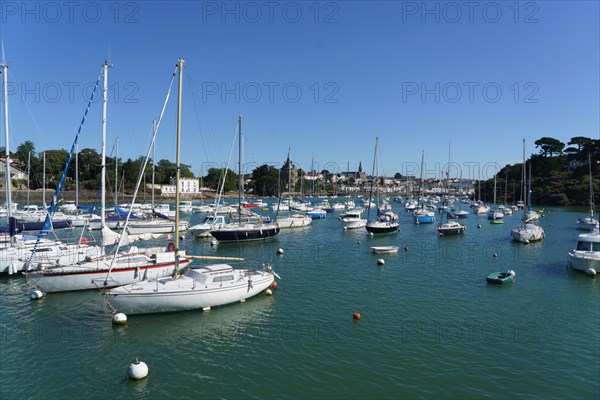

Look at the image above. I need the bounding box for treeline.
[6,136,599,205]
[481,136,600,206]
[5,140,195,194]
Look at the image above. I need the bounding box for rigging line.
[184,69,212,164]
[26,66,104,267]
[105,63,178,277]
[10,69,44,146]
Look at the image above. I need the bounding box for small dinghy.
[371,246,399,254]
[486,269,516,284]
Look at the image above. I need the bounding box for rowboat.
[486,269,515,284]
[371,246,399,254]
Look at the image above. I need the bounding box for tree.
[16,141,36,164]
[249,164,280,196]
[203,168,237,192]
[394,172,403,179]
[534,137,564,157]
[568,136,593,152]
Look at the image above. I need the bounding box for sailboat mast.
[588,153,594,218]
[238,115,242,223]
[75,144,79,207]
[42,151,46,206]
[27,151,30,206]
[522,139,526,218]
[101,61,108,228]
[151,124,155,209]
[1,51,12,223]
[115,137,119,206]
[174,58,184,264]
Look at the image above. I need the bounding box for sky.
[1,0,598,181]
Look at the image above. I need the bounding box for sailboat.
[209,116,280,242]
[487,172,504,223]
[413,151,435,224]
[106,59,278,314]
[26,61,187,292]
[511,140,544,244]
[276,148,312,229]
[576,154,598,230]
[437,144,466,236]
[365,137,399,235]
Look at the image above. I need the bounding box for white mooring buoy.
[29,290,44,300]
[377,259,385,266]
[112,313,127,325]
[127,358,148,380]
[277,248,284,255]
[585,268,597,277]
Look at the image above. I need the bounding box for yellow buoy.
[265,289,273,296]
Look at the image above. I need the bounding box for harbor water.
[1,204,598,399]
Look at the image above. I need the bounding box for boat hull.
[210,225,280,242]
[511,224,544,243]
[27,253,189,292]
[486,272,515,284]
[567,251,600,272]
[107,271,273,314]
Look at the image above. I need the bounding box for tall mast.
[151,123,156,208]
[75,143,79,207]
[114,137,119,206]
[27,151,30,206]
[42,151,46,207]
[1,46,12,223]
[588,153,594,218]
[101,61,108,228]
[521,139,527,220]
[174,58,184,273]
[238,115,242,224]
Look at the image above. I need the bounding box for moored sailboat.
[106,59,277,314]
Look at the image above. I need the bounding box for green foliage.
[203,168,238,192]
[534,137,565,157]
[249,164,280,196]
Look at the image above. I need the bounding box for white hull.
[568,251,600,272]
[1,239,103,275]
[276,215,312,228]
[126,220,189,235]
[343,218,367,229]
[27,250,189,292]
[511,224,544,243]
[107,265,274,314]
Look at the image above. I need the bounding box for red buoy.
[353,312,361,320]
[271,281,277,289]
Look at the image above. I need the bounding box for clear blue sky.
[1,1,598,181]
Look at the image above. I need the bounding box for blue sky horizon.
[1,1,598,181]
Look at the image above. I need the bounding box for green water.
[1,205,599,399]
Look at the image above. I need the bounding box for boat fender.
[585,268,596,277]
[167,242,176,252]
[78,237,89,245]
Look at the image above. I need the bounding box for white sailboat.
[107,59,277,314]
[26,61,186,291]
[511,140,544,243]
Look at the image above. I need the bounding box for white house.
[161,177,200,196]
